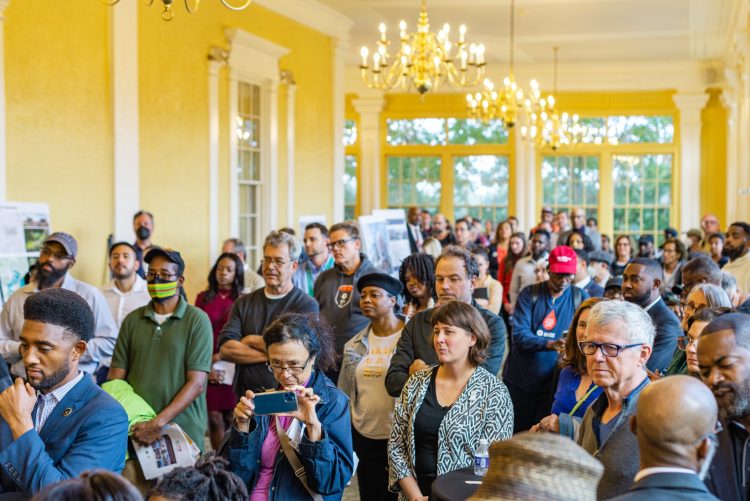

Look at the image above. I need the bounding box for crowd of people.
[0,206,748,500]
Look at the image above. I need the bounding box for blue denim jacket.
[223,369,354,500]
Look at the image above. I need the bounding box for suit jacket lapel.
[38,376,92,441]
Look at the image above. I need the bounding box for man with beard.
[557,208,602,252]
[431,213,456,247]
[697,313,750,501]
[622,258,680,373]
[722,222,750,296]
[509,230,551,312]
[385,245,506,397]
[453,218,475,250]
[0,233,117,379]
[293,222,334,297]
[0,288,128,498]
[220,231,318,396]
[108,248,212,451]
[100,242,151,329]
[610,376,720,500]
[503,245,586,432]
[132,210,156,279]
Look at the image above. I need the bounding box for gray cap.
[589,250,613,266]
[44,232,78,259]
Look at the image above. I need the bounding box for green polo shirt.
[111,297,212,450]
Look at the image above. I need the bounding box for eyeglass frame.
[578,341,644,357]
[40,246,73,262]
[261,257,293,268]
[145,271,181,281]
[676,335,699,351]
[266,354,313,375]
[327,237,358,250]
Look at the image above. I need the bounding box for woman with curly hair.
[399,253,437,320]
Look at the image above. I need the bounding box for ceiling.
[317,0,736,67]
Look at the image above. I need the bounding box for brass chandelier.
[466,0,540,127]
[104,0,253,21]
[359,0,486,95]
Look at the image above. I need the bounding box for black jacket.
[610,472,719,501]
[704,420,744,501]
[645,297,681,372]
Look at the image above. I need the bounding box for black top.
[414,370,451,496]
[610,261,628,277]
[218,287,319,396]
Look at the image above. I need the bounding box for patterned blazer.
[387,366,513,499]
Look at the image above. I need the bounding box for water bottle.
[473,439,490,476]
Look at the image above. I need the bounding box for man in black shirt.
[219,231,318,396]
[697,313,750,501]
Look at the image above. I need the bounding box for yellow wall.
[5,1,335,299]
[6,0,113,285]
[700,88,728,226]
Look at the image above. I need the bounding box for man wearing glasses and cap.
[0,232,118,379]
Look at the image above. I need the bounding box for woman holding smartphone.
[225,313,354,500]
[388,301,513,500]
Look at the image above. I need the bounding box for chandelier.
[103,0,253,21]
[359,0,486,95]
[521,47,586,149]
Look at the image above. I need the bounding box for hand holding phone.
[234,390,256,432]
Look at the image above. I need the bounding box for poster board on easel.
[0,202,51,306]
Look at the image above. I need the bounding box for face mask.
[136,226,151,240]
[147,277,179,302]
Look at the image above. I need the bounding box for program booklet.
[132,423,200,480]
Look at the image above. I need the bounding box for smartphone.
[253,390,298,416]
[473,287,489,301]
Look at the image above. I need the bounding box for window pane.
[447,118,508,145]
[386,119,446,146]
[453,155,509,224]
[612,154,673,243]
[236,81,262,261]
[541,155,600,221]
[607,115,674,144]
[387,156,442,210]
[577,117,607,144]
[343,119,357,147]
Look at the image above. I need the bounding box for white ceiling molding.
[345,59,714,95]
[253,0,354,40]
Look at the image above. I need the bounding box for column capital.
[672,92,709,111]
[352,97,386,117]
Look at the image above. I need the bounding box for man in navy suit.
[610,375,719,501]
[622,258,681,373]
[0,288,128,499]
[406,206,426,254]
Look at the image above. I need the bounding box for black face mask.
[136,226,151,241]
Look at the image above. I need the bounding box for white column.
[673,92,709,231]
[0,0,9,202]
[722,66,739,223]
[111,0,140,241]
[740,62,750,221]
[332,38,349,222]
[352,96,385,216]
[513,130,527,228]
[524,140,537,228]
[207,59,223,264]
[285,79,296,228]
[266,81,279,234]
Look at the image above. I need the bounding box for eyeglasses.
[677,335,698,351]
[578,341,643,357]
[40,246,72,261]
[327,238,356,250]
[145,271,180,281]
[266,355,312,375]
[262,257,290,267]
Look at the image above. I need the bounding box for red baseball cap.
[549,246,577,274]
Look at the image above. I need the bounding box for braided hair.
[147,453,248,501]
[399,253,437,308]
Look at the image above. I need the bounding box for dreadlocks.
[147,453,248,501]
[399,253,437,307]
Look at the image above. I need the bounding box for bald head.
[634,376,717,471]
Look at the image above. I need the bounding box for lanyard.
[569,384,599,417]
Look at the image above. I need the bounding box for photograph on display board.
[357,215,392,274]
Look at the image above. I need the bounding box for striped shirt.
[35,371,84,431]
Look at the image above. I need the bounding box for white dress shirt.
[633,466,696,483]
[0,274,118,377]
[100,275,151,330]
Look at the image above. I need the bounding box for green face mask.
[147,278,179,302]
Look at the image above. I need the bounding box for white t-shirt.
[351,329,402,440]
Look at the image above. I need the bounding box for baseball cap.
[605,276,623,291]
[144,247,185,276]
[686,228,702,240]
[44,232,78,259]
[638,234,654,245]
[549,246,577,274]
[589,250,613,266]
[541,206,553,214]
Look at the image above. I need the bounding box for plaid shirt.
[35,371,84,431]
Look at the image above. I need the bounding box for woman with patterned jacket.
[387,301,513,500]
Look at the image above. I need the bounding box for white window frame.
[226,29,289,264]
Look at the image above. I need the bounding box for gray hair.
[587,300,655,347]
[263,231,302,261]
[720,271,738,298]
[223,238,246,259]
[692,283,732,308]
